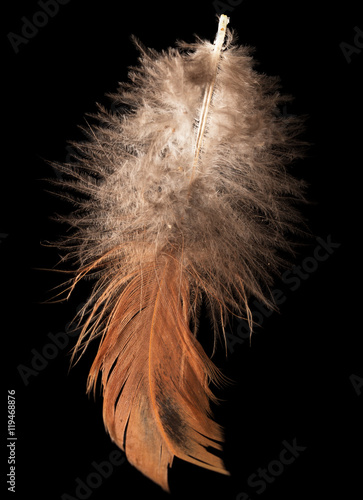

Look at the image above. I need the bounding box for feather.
[52,15,305,492]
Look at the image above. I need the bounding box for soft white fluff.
[54,29,305,339]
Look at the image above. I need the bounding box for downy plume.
[51,15,305,491]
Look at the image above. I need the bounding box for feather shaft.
[191,15,229,184]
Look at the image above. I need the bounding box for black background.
[3,1,362,499]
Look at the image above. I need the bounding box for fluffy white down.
[55,31,305,321]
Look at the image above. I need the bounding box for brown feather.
[51,14,305,492]
[86,253,228,491]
